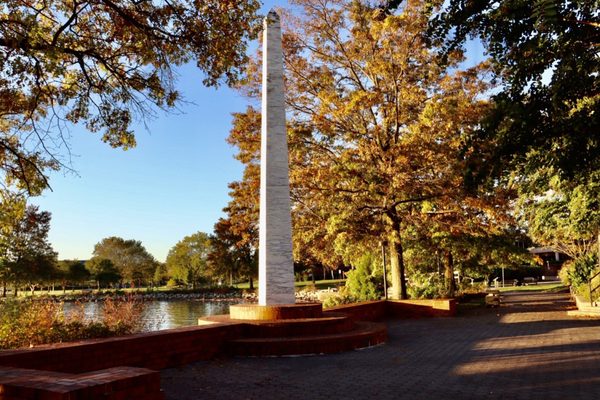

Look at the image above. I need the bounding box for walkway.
[161,291,600,400]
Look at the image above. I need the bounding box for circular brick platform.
[229,303,322,320]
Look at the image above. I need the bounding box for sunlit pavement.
[161,291,600,400]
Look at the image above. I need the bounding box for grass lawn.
[8,286,160,298]
[233,279,345,291]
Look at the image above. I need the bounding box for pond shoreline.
[0,288,321,303]
[0,289,253,303]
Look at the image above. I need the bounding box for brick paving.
[161,291,600,400]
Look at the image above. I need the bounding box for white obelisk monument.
[258,9,295,305]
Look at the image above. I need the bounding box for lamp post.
[380,240,388,300]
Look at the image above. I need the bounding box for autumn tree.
[264,0,489,298]
[1,0,261,191]
[92,237,156,285]
[166,232,211,289]
[406,196,530,296]
[220,0,501,300]
[209,108,261,289]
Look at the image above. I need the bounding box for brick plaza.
[162,291,600,400]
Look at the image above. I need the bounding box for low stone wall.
[386,299,457,318]
[324,300,387,321]
[0,323,243,373]
[567,294,600,317]
[323,298,456,320]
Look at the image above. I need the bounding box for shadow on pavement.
[162,291,600,400]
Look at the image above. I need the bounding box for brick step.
[243,314,355,338]
[227,321,387,356]
[201,313,355,338]
[0,366,164,400]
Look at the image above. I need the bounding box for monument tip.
[265,8,280,24]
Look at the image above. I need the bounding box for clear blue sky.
[30,1,288,263]
[30,0,483,263]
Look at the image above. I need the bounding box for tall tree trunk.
[249,276,254,290]
[444,250,457,298]
[387,211,407,299]
[2,281,6,297]
[14,285,18,297]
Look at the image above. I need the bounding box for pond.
[63,299,241,331]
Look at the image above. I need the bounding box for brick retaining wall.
[0,299,455,399]
[324,300,387,321]
[0,323,244,375]
[386,299,457,318]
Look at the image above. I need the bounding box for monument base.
[199,302,387,356]
[229,303,322,320]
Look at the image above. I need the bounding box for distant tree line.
[0,193,258,296]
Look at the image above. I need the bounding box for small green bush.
[322,288,356,308]
[166,278,179,287]
[458,280,488,295]
[407,272,446,299]
[344,252,382,301]
[560,253,598,296]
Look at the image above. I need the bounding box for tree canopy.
[220,0,521,299]
[421,0,599,273]
[86,257,121,287]
[0,203,57,295]
[91,236,156,284]
[1,0,261,192]
[166,231,211,288]
[423,0,599,188]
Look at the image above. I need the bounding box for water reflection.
[63,300,238,331]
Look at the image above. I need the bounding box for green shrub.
[166,278,179,287]
[344,252,382,301]
[322,288,356,308]
[407,272,446,299]
[458,280,488,295]
[561,253,599,297]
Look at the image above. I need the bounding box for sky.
[30,0,484,263]
[30,0,288,263]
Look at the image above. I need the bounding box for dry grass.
[0,296,147,349]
